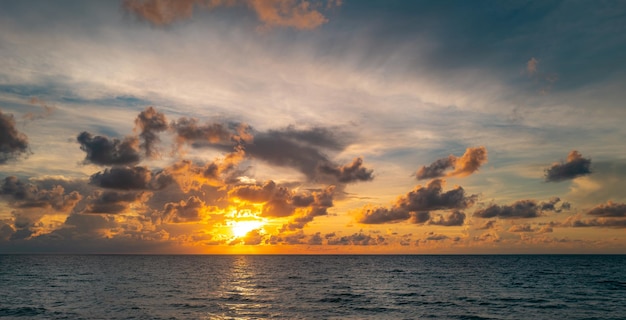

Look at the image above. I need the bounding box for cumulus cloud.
[123,0,339,30]
[161,196,206,223]
[0,110,29,164]
[473,197,568,219]
[0,176,82,212]
[171,117,250,148]
[416,147,487,180]
[357,179,476,224]
[326,232,385,245]
[508,224,535,233]
[586,201,626,217]
[77,132,141,166]
[428,210,466,226]
[135,106,168,158]
[90,166,174,191]
[317,157,374,183]
[84,190,151,214]
[544,150,592,182]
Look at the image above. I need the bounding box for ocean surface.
[1,255,625,319]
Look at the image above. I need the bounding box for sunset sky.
[1,0,626,254]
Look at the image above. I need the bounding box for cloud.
[508,224,534,233]
[135,106,168,158]
[122,0,339,30]
[473,197,566,219]
[161,196,206,223]
[527,57,538,75]
[229,181,334,224]
[586,201,626,217]
[416,147,487,180]
[84,190,151,214]
[476,220,497,230]
[240,126,355,183]
[326,232,385,245]
[171,117,250,148]
[90,166,174,191]
[0,176,82,212]
[0,110,29,164]
[23,97,56,121]
[428,210,466,226]
[544,150,592,182]
[77,132,141,166]
[317,157,374,183]
[357,179,476,224]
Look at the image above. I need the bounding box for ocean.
[1,255,625,319]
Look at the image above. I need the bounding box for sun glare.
[230,220,264,238]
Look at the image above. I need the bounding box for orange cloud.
[123,0,339,30]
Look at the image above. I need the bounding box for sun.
[230,220,264,238]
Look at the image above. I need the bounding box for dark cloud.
[586,201,626,217]
[416,156,455,180]
[357,179,476,224]
[0,110,29,164]
[473,200,540,219]
[326,232,385,246]
[356,207,410,224]
[90,166,150,190]
[416,147,487,180]
[241,126,344,182]
[135,106,168,158]
[172,117,251,147]
[428,211,466,226]
[318,157,374,183]
[162,196,205,223]
[0,176,82,212]
[569,218,626,228]
[307,232,323,245]
[84,190,150,214]
[544,150,591,182]
[77,131,141,166]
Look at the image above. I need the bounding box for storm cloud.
[544,150,591,182]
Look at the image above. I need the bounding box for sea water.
[1,255,625,319]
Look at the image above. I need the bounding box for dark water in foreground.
[1,255,625,319]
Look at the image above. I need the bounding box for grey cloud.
[0,110,29,164]
[172,117,250,147]
[586,201,626,217]
[318,157,374,183]
[416,156,455,180]
[357,179,476,224]
[84,190,150,214]
[77,131,141,166]
[90,166,173,190]
[544,150,591,182]
[326,232,385,246]
[428,211,466,226]
[474,199,547,219]
[1,176,82,212]
[135,106,168,158]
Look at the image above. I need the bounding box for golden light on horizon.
[230,220,265,238]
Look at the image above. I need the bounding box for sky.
[1,0,626,254]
